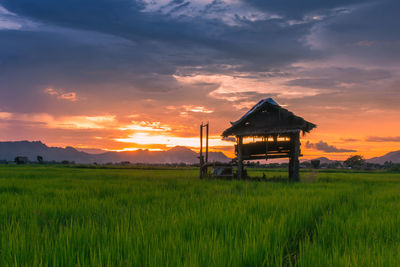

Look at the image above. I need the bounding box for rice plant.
[0,166,399,266]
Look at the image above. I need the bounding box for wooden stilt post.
[205,123,209,164]
[289,131,300,182]
[200,123,204,179]
[237,136,243,180]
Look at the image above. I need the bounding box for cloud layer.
[0,0,399,158]
[305,141,356,153]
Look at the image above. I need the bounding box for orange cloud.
[0,112,13,119]
[44,88,78,101]
[183,105,214,113]
[119,121,172,131]
[0,112,116,129]
[44,88,59,96]
[51,115,116,129]
[59,92,77,101]
[173,73,322,102]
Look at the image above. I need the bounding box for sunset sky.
[0,0,399,159]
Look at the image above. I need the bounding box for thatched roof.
[222,98,316,137]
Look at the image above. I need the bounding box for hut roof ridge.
[231,98,279,126]
[223,98,316,137]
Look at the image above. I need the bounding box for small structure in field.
[14,156,28,165]
[222,98,316,181]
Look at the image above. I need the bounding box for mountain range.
[0,141,399,164]
[367,150,400,164]
[302,152,400,164]
[0,141,230,164]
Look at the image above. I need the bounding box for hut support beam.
[205,123,209,163]
[289,131,300,182]
[237,136,243,180]
[200,124,204,178]
[199,123,209,179]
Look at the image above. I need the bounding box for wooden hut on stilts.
[221,98,316,182]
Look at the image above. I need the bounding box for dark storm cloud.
[305,141,356,153]
[286,66,392,89]
[286,77,400,114]
[1,0,395,87]
[0,0,399,124]
[0,29,178,113]
[0,0,320,71]
[306,0,400,64]
[1,0,398,75]
[0,0,320,116]
[285,78,340,89]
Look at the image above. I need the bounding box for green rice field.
[0,165,399,266]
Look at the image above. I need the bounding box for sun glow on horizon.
[105,147,165,152]
[1,109,399,160]
[115,133,233,149]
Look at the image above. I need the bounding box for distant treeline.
[245,155,400,171]
[0,156,202,168]
[2,155,400,172]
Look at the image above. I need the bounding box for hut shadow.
[205,173,289,183]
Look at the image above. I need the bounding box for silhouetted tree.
[15,156,28,165]
[344,155,365,169]
[311,159,321,169]
[384,161,394,169]
[37,155,43,164]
